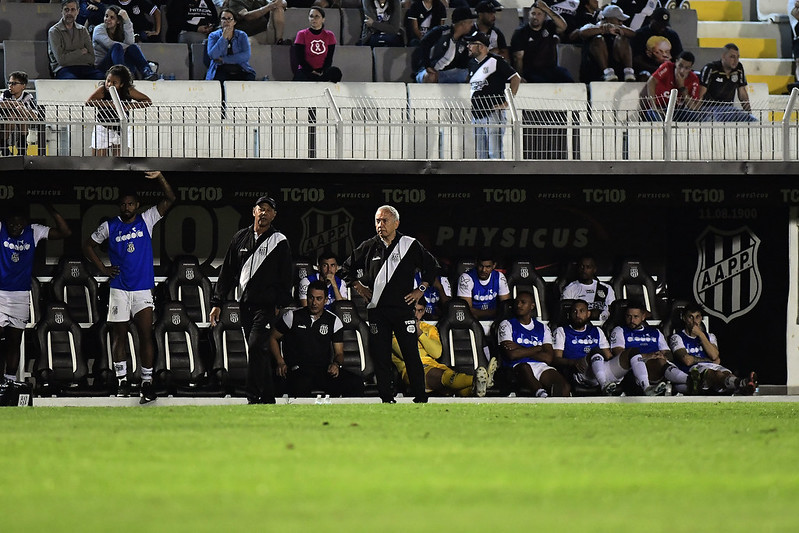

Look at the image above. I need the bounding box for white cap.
[600,4,630,21]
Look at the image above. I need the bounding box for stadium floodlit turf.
[1,403,797,533]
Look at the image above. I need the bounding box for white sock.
[664,363,688,385]
[535,388,548,398]
[724,375,738,391]
[603,68,615,76]
[114,361,127,379]
[630,354,650,390]
[141,367,153,383]
[4,373,16,383]
[590,354,611,388]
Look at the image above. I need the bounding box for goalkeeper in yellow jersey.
[391,300,496,397]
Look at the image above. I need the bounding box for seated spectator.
[411,7,476,83]
[93,6,159,80]
[292,7,342,82]
[360,0,404,47]
[560,255,615,322]
[631,7,683,72]
[791,0,799,81]
[560,0,596,44]
[571,3,635,82]
[106,0,162,43]
[1,72,38,157]
[698,43,757,122]
[632,35,671,81]
[49,0,105,80]
[613,0,659,31]
[639,50,701,122]
[86,64,152,156]
[165,0,219,44]
[228,0,288,45]
[206,9,257,81]
[391,300,494,397]
[297,250,348,309]
[457,253,511,320]
[511,1,574,83]
[78,0,109,29]
[405,0,447,47]
[473,1,509,61]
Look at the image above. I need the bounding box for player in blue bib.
[456,253,510,319]
[298,251,349,310]
[1,204,71,383]
[83,171,175,403]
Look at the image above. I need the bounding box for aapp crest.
[299,208,355,259]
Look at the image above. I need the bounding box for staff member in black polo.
[270,280,363,397]
[210,195,292,404]
[339,205,439,403]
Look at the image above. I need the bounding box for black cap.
[476,1,497,13]
[465,30,490,46]
[254,195,277,209]
[452,6,477,23]
[651,7,670,23]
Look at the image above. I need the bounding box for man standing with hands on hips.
[210,195,292,404]
[339,205,440,403]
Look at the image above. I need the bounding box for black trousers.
[285,366,364,398]
[241,304,276,403]
[368,306,426,401]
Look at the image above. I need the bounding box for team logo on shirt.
[370,323,378,335]
[319,324,329,335]
[693,226,761,323]
[10,252,19,262]
[405,319,416,334]
[309,39,327,55]
[299,208,355,259]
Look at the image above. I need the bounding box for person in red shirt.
[292,7,341,82]
[640,50,702,122]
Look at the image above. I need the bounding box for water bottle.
[167,73,176,81]
[324,394,331,405]
[315,394,323,405]
[262,75,269,81]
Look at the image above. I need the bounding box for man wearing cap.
[473,1,509,61]
[631,7,683,75]
[210,194,293,404]
[411,6,476,83]
[466,30,520,159]
[571,3,636,81]
[511,1,574,83]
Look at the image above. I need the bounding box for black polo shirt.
[276,307,343,369]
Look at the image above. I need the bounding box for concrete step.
[698,36,778,57]
[691,0,744,21]
[697,20,782,39]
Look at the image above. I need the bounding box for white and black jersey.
[275,307,344,369]
[467,53,519,119]
[339,231,439,310]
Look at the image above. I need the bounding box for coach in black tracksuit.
[210,195,292,404]
[339,205,439,403]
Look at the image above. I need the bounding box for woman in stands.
[292,7,342,83]
[359,0,404,47]
[86,64,152,156]
[1,71,38,156]
[205,9,256,82]
[93,6,159,81]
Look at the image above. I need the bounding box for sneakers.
[473,366,488,398]
[689,366,706,395]
[143,61,159,81]
[740,371,758,395]
[486,357,498,389]
[139,381,157,404]
[603,68,618,82]
[644,381,668,396]
[116,378,130,398]
[602,381,617,396]
[623,68,636,81]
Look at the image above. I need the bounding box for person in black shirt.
[511,1,573,83]
[698,43,756,122]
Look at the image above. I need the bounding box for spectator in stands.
[85,64,152,156]
[457,251,511,319]
[498,289,570,397]
[298,249,348,309]
[639,50,701,122]
[391,300,494,397]
[49,0,105,80]
[571,3,635,81]
[360,0,404,47]
[412,7,476,83]
[1,204,71,385]
[292,7,342,82]
[561,255,615,322]
[612,0,659,31]
[93,6,159,80]
[206,9,257,81]
[405,0,447,46]
[511,1,574,83]
[228,0,288,45]
[631,7,682,76]
[271,280,363,397]
[106,0,162,43]
[1,72,38,157]
[698,43,757,122]
[83,171,175,404]
[165,0,219,44]
[632,35,671,81]
[668,302,757,395]
[791,1,799,81]
[414,271,451,319]
[78,0,110,29]
[466,31,520,159]
[561,0,596,44]
[473,1,509,61]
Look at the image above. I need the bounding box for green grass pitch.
[1,403,797,533]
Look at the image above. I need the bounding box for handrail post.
[783,87,799,161]
[324,88,343,159]
[506,87,521,161]
[108,86,129,157]
[662,88,678,162]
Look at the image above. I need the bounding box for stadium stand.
[34,303,89,394]
[437,298,486,375]
[3,41,52,81]
[0,2,61,42]
[209,301,249,395]
[372,46,412,82]
[330,300,375,386]
[339,7,363,46]
[138,42,192,80]
[154,301,206,393]
[610,259,661,320]
[165,255,213,327]
[50,257,101,328]
[506,260,549,320]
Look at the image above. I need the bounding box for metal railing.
[3,86,798,161]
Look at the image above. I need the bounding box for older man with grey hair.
[339,205,440,403]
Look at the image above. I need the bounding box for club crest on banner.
[299,208,355,259]
[693,226,761,323]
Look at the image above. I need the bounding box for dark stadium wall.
[1,170,790,385]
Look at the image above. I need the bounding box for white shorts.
[573,355,628,387]
[107,288,154,322]
[92,124,132,150]
[0,290,30,328]
[517,361,558,381]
